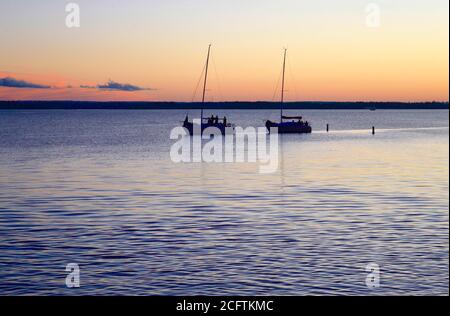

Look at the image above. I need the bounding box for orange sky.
[0,0,448,102]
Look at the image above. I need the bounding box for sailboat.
[182,44,232,135]
[265,49,312,134]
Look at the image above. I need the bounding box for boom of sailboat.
[182,45,312,135]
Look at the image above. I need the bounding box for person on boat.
[223,116,227,126]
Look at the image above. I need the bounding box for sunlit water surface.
[0,110,448,295]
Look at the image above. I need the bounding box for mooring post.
[372,126,375,135]
[326,124,329,132]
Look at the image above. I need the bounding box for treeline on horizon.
[0,100,448,110]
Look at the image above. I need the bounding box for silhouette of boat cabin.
[266,115,311,134]
[183,114,232,135]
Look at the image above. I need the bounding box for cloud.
[0,76,151,92]
[0,77,51,89]
[95,80,150,92]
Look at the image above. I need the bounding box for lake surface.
[0,109,448,295]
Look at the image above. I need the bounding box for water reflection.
[0,110,448,295]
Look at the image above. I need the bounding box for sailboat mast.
[280,48,287,121]
[201,44,212,123]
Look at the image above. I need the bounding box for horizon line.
[0,100,448,104]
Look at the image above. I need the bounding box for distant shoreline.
[0,101,448,110]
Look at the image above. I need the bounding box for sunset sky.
[0,0,448,102]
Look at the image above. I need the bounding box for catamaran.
[182,45,233,135]
[265,49,312,134]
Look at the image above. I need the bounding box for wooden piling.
[372,126,375,135]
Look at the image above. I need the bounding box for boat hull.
[265,120,312,134]
[183,122,227,135]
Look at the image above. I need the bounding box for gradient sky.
[0,0,448,102]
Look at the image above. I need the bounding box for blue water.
[0,110,448,295]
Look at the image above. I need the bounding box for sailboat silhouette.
[265,49,312,134]
[182,45,232,135]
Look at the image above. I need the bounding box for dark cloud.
[96,80,150,92]
[0,77,51,89]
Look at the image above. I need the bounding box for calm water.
[0,109,448,295]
